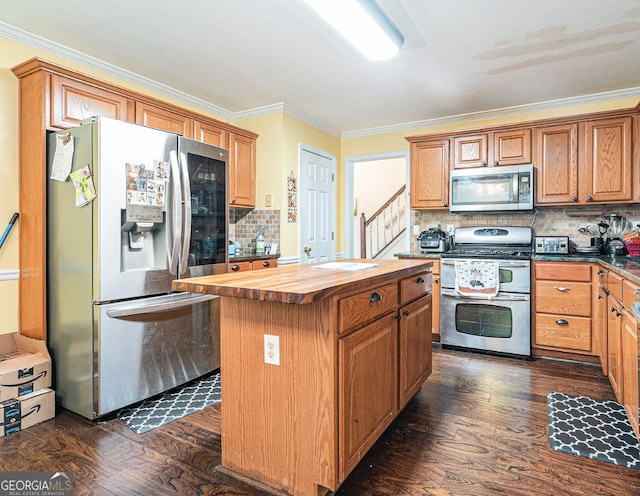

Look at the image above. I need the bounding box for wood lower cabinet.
[607,295,623,402]
[228,258,278,272]
[407,139,449,208]
[622,309,639,438]
[534,262,594,354]
[339,313,398,480]
[398,294,432,408]
[595,284,609,375]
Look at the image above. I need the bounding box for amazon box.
[0,388,55,436]
[0,333,51,400]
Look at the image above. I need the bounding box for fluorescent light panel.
[303,0,404,61]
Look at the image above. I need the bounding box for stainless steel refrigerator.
[46,116,228,419]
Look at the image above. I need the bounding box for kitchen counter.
[172,258,434,496]
[394,251,443,259]
[532,254,640,286]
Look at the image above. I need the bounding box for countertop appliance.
[603,213,631,256]
[440,226,533,357]
[534,236,569,254]
[417,228,451,253]
[449,164,534,212]
[47,117,228,419]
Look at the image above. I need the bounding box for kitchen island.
[173,258,433,496]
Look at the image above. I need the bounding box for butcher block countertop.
[172,258,433,304]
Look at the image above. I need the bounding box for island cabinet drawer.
[399,271,432,306]
[608,271,623,302]
[535,281,592,316]
[339,283,398,334]
[535,262,592,282]
[622,279,640,309]
[535,314,592,352]
[229,261,252,272]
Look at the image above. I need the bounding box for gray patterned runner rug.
[547,391,640,469]
[119,372,221,434]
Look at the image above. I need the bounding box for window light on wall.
[302,0,405,61]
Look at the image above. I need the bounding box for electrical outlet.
[265,194,272,207]
[412,224,420,235]
[446,224,455,234]
[264,334,280,366]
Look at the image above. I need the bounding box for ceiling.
[1,0,639,135]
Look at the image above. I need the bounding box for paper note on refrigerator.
[69,164,96,207]
[50,133,75,181]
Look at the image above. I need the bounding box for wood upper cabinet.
[454,134,488,168]
[408,139,449,209]
[452,129,531,169]
[51,74,134,128]
[194,120,228,148]
[339,313,398,481]
[582,116,633,203]
[534,124,579,204]
[493,128,532,166]
[135,102,193,138]
[228,132,256,207]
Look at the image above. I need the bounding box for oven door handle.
[441,260,529,268]
[441,288,530,301]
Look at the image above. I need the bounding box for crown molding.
[0,22,235,121]
[341,87,640,139]
[235,102,341,137]
[2,21,639,141]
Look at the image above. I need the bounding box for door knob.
[304,246,311,254]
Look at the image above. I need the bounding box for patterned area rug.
[547,391,640,469]
[119,372,221,434]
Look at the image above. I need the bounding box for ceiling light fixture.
[302,0,404,61]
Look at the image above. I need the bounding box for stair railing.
[360,185,406,259]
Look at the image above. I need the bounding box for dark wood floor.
[1,346,639,495]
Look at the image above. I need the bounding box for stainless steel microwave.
[449,164,534,212]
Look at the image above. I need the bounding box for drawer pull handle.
[555,319,569,325]
[403,310,410,317]
[262,261,270,267]
[369,292,382,303]
[553,286,571,292]
[231,264,240,271]
[416,277,425,284]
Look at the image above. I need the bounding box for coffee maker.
[603,213,631,256]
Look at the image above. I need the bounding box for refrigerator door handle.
[168,151,182,274]
[178,150,192,275]
[106,293,217,318]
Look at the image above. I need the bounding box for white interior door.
[299,146,336,263]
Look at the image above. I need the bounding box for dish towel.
[454,260,499,297]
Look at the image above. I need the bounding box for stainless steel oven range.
[440,226,533,357]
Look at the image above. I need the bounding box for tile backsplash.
[229,208,281,256]
[413,206,640,248]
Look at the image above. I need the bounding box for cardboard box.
[1,388,55,436]
[0,333,51,400]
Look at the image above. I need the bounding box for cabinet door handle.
[369,292,382,303]
[572,196,578,202]
[416,277,425,284]
[403,310,410,317]
[553,286,571,292]
[598,295,603,300]
[555,319,569,325]
[597,270,606,276]
[231,264,241,271]
[587,195,593,201]
[495,160,499,165]
[395,314,402,320]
